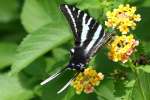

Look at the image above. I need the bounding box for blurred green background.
[0,0,150,100]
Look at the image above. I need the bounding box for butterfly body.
[68,47,87,72]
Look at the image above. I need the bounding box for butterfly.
[40,4,112,94]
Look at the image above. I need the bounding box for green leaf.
[95,48,122,73]
[62,87,75,100]
[44,48,69,73]
[136,7,150,41]
[0,42,17,69]
[77,0,101,9]
[0,74,33,100]
[143,42,150,55]
[138,65,150,73]
[65,0,82,4]
[12,0,72,74]
[141,0,150,7]
[11,24,71,75]
[131,71,150,100]
[96,78,116,100]
[123,80,135,100]
[0,0,19,23]
[23,57,46,77]
[52,48,69,63]
[21,0,65,33]
[114,80,135,100]
[124,0,143,4]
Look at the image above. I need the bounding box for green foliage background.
[0,0,150,100]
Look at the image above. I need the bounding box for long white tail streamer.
[57,72,79,94]
[40,68,68,85]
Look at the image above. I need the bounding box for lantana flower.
[105,4,141,34]
[71,68,104,94]
[107,34,139,63]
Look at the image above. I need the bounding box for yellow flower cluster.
[71,68,104,94]
[108,34,139,63]
[105,4,141,34]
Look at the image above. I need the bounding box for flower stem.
[128,59,146,100]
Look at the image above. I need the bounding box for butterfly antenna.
[40,67,68,85]
[57,72,79,94]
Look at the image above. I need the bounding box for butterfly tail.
[40,67,68,85]
[57,72,79,94]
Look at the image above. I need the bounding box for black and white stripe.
[60,4,110,59]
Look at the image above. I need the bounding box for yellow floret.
[71,68,104,94]
[105,4,141,34]
[108,34,139,63]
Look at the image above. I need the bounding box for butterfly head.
[68,62,85,72]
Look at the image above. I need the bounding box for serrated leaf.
[0,74,33,100]
[0,42,17,69]
[131,71,150,100]
[11,24,71,75]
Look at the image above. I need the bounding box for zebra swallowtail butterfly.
[41,4,112,94]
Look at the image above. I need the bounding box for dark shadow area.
[136,7,150,41]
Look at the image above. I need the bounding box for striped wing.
[60,4,111,59]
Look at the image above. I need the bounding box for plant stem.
[128,59,146,100]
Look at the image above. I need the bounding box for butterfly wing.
[60,4,97,46]
[85,32,112,60]
[60,4,111,61]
